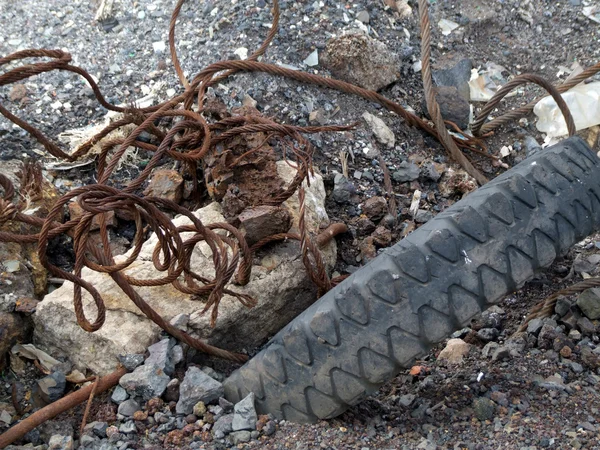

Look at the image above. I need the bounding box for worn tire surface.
[223,136,600,423]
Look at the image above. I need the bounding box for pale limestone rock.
[437,338,471,365]
[362,112,395,148]
[33,163,335,374]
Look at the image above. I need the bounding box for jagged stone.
[33,162,336,374]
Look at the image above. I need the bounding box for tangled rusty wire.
[1,0,600,364]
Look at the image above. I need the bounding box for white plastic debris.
[583,5,600,24]
[500,146,513,158]
[303,50,319,67]
[438,18,460,35]
[534,81,600,138]
[468,63,511,102]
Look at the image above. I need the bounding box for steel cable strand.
[234,222,347,289]
[517,277,600,333]
[38,186,248,361]
[184,269,257,309]
[0,50,168,161]
[87,241,248,362]
[169,0,280,91]
[0,174,17,225]
[167,228,238,298]
[68,188,189,330]
[472,73,577,137]
[0,103,76,160]
[121,199,190,287]
[141,197,241,320]
[0,49,71,85]
[417,0,488,185]
[70,115,158,162]
[186,59,490,180]
[478,62,600,136]
[35,186,116,332]
[172,231,242,298]
[96,98,199,187]
[72,196,147,275]
[298,188,332,295]
[177,221,254,287]
[97,110,211,184]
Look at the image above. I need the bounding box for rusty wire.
[79,376,99,437]
[0,0,599,365]
[0,0,362,363]
[417,0,488,185]
[0,367,127,449]
[517,277,600,333]
[475,62,600,136]
[472,73,577,137]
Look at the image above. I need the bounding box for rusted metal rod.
[0,367,127,449]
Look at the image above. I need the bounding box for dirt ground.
[2,0,600,448]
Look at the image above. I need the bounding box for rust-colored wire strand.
[517,277,600,333]
[0,367,127,449]
[79,376,99,436]
[476,62,600,136]
[0,0,598,370]
[472,73,577,137]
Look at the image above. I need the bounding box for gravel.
[2,0,600,448]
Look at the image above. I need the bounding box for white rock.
[362,112,395,148]
[303,50,319,67]
[234,47,248,60]
[437,338,471,364]
[152,41,166,54]
[395,0,412,18]
[33,163,336,374]
[438,18,460,36]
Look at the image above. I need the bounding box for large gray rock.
[36,372,66,404]
[176,366,224,414]
[110,386,128,404]
[432,58,473,102]
[392,161,420,183]
[577,288,600,320]
[33,162,336,374]
[119,364,170,401]
[213,414,234,438]
[321,32,401,91]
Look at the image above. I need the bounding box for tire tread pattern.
[223,136,600,423]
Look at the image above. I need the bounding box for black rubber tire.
[223,136,600,423]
